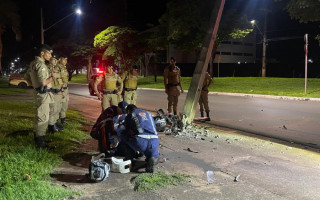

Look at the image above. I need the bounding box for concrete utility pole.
[261,12,267,77]
[182,0,225,124]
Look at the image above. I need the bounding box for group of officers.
[24,44,69,149]
[23,44,212,174]
[90,56,213,173]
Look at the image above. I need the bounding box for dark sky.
[2,0,167,70]
[2,0,320,73]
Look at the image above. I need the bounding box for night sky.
[2,0,320,76]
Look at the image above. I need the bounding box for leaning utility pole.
[182,0,225,124]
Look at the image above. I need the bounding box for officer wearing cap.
[24,44,57,149]
[47,57,64,133]
[94,63,123,110]
[57,56,69,126]
[163,57,183,115]
[121,65,138,105]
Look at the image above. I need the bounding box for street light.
[251,19,267,77]
[41,7,82,44]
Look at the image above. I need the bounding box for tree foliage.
[150,0,253,53]
[94,26,144,71]
[276,0,320,44]
[277,0,320,23]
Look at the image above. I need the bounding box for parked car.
[88,74,102,96]
[9,74,31,89]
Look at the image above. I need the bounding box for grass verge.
[70,74,88,84]
[0,100,90,200]
[131,172,190,192]
[137,76,320,98]
[68,74,320,98]
[0,77,29,95]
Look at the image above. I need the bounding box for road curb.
[138,88,320,102]
[69,83,320,102]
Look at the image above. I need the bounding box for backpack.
[88,153,110,182]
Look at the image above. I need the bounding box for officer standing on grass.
[198,72,213,121]
[58,56,69,126]
[163,57,183,115]
[47,57,64,133]
[24,44,57,149]
[121,65,138,104]
[94,63,123,110]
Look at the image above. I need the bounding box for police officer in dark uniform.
[116,104,159,173]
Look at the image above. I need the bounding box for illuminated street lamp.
[251,19,267,77]
[41,7,82,44]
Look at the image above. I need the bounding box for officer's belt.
[202,86,208,92]
[51,88,61,93]
[35,87,51,94]
[124,88,136,91]
[137,135,158,139]
[167,83,180,87]
[103,90,118,94]
[62,86,68,89]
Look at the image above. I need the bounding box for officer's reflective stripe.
[137,135,158,139]
[132,112,143,134]
[147,112,157,135]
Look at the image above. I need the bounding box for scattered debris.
[62,184,68,188]
[234,174,241,182]
[206,171,216,183]
[25,174,31,180]
[185,148,199,153]
[283,125,287,130]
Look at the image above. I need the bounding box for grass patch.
[70,74,88,84]
[0,77,29,95]
[0,100,90,200]
[138,76,320,98]
[131,172,190,192]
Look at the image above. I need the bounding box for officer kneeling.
[116,104,159,173]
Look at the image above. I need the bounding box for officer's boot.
[48,124,59,134]
[200,111,204,118]
[60,118,67,126]
[146,156,159,173]
[34,136,55,150]
[55,122,64,131]
[206,111,210,121]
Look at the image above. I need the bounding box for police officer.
[47,57,64,133]
[57,56,69,126]
[121,65,138,104]
[94,64,123,110]
[116,104,159,173]
[199,72,213,121]
[163,57,183,115]
[24,44,57,149]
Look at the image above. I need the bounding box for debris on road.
[234,174,241,182]
[206,171,216,183]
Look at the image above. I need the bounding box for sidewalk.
[51,94,320,200]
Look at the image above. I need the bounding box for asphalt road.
[68,83,320,148]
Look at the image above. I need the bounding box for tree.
[71,40,100,81]
[276,0,320,44]
[151,0,252,76]
[0,0,21,75]
[94,26,144,73]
